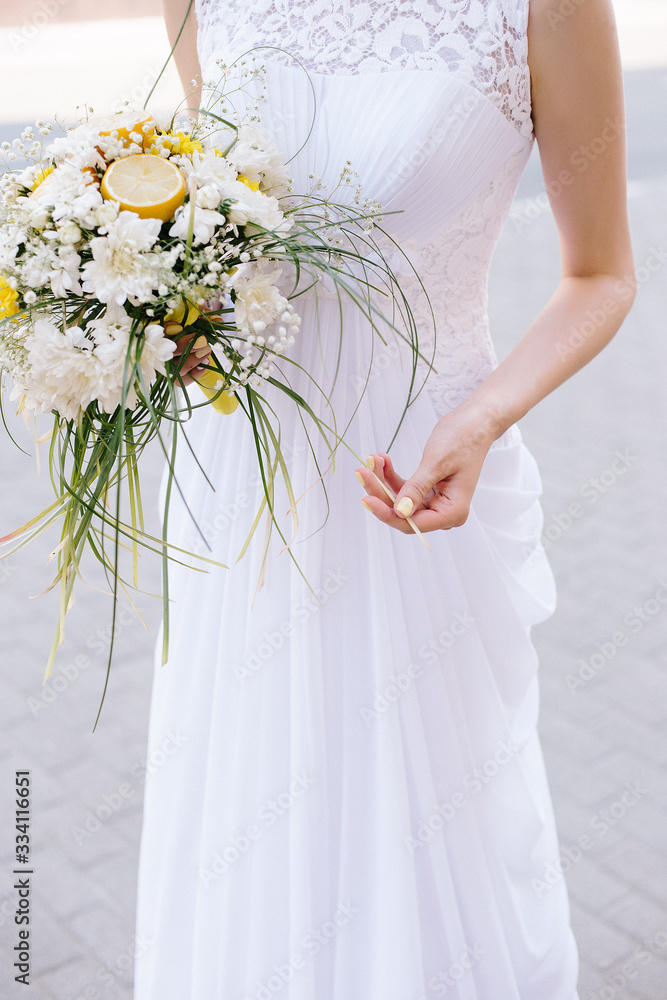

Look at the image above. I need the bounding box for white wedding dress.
[134,2,580,998]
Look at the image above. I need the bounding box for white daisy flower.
[232,265,287,333]
[54,186,105,230]
[56,220,82,245]
[169,203,226,246]
[47,125,107,171]
[18,319,102,422]
[226,185,292,235]
[228,126,290,194]
[81,211,162,305]
[187,149,238,196]
[49,245,83,298]
[91,304,176,411]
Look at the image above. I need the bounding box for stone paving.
[0,35,666,1000]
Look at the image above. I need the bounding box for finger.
[362,494,467,533]
[173,333,210,359]
[359,495,415,532]
[375,452,407,494]
[178,364,208,387]
[355,465,394,507]
[392,457,449,520]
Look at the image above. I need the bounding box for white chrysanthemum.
[56,220,82,245]
[20,244,54,289]
[81,211,162,305]
[53,185,105,230]
[89,303,176,411]
[232,265,287,333]
[18,318,102,421]
[28,162,89,209]
[188,149,238,196]
[20,199,51,231]
[47,125,107,171]
[90,200,120,232]
[228,126,290,194]
[226,184,292,234]
[196,184,222,211]
[169,202,226,246]
[50,245,83,297]
[21,243,82,298]
[17,163,48,191]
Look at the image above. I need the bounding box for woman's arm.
[357,0,635,531]
[162,0,202,111]
[161,0,212,384]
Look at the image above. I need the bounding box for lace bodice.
[195,0,533,140]
[194,0,534,422]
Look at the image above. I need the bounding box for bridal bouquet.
[0,60,425,719]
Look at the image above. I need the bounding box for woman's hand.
[168,327,212,386]
[355,405,497,533]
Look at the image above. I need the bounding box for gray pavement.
[1,67,666,1000]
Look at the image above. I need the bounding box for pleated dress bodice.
[194,0,534,413]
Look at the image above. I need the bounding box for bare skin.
[162,0,209,386]
[357,0,635,531]
[162,0,635,518]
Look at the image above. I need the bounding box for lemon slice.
[100,154,186,222]
[90,110,156,145]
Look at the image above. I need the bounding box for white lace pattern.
[389,148,529,421]
[195,0,533,139]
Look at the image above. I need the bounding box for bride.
[134,1,635,997]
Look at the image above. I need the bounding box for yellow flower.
[237,174,260,192]
[146,130,203,158]
[30,165,54,191]
[0,277,19,318]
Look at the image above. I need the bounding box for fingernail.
[365,454,375,469]
[193,335,208,351]
[360,498,372,511]
[164,321,183,336]
[355,469,365,486]
[194,347,211,358]
[396,496,413,517]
